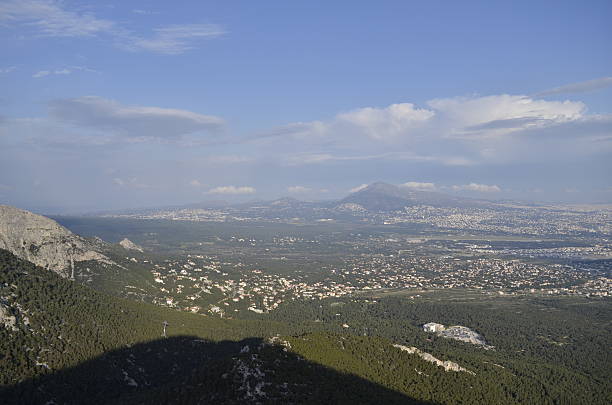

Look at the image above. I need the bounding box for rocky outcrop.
[423,322,493,349]
[392,344,475,374]
[0,205,111,278]
[119,238,143,252]
[0,302,18,331]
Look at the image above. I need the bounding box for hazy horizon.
[9,180,612,217]
[1,1,611,211]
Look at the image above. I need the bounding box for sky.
[0,0,611,212]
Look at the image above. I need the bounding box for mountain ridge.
[0,205,112,277]
[78,181,496,217]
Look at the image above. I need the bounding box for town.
[121,242,610,318]
[103,201,612,238]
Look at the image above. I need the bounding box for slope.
[0,249,424,404]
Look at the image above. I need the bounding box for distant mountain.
[339,182,414,211]
[0,205,112,277]
[339,182,489,211]
[75,182,501,220]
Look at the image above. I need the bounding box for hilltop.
[339,182,491,211]
[0,205,111,278]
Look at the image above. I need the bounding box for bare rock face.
[0,205,111,277]
[119,238,144,252]
[392,344,475,375]
[0,303,18,331]
[423,322,493,349]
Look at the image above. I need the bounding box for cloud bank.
[1,82,609,206]
[48,96,224,141]
[535,77,612,97]
[259,93,607,169]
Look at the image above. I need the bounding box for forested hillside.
[1,249,610,404]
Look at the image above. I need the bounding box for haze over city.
[1,0,611,212]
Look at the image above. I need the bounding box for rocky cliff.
[119,238,144,252]
[0,205,111,278]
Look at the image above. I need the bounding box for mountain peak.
[119,238,144,252]
[360,182,405,195]
[341,182,485,211]
[341,183,410,211]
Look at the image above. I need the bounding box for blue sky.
[0,0,611,211]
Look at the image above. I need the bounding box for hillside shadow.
[1,335,435,405]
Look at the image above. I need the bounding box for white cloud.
[32,70,50,78]
[535,77,612,97]
[132,9,160,15]
[349,184,368,193]
[208,185,255,195]
[0,0,114,37]
[48,96,224,140]
[121,24,226,55]
[33,68,68,78]
[258,104,433,143]
[0,66,16,74]
[32,66,97,78]
[400,182,437,191]
[189,179,202,187]
[452,183,501,193]
[0,1,225,54]
[287,186,311,193]
[336,103,434,140]
[260,94,597,168]
[429,95,584,139]
[263,95,584,145]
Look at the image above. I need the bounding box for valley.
[0,183,610,404]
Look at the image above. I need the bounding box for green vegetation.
[259,293,612,404]
[1,241,610,404]
[0,249,423,404]
[0,249,287,382]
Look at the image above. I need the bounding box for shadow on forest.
[1,335,435,405]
